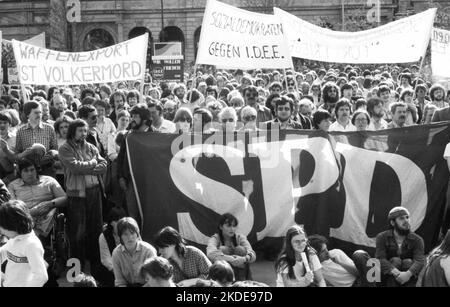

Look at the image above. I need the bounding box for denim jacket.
[375,230,425,276]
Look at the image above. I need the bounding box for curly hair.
[321,82,340,105]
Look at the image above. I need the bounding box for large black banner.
[127,124,450,255]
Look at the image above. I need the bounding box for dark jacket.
[375,230,426,276]
[117,129,152,184]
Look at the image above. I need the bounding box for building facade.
[1,0,449,66]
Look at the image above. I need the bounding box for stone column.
[49,0,68,50]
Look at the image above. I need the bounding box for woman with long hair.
[207,213,256,281]
[275,225,326,287]
[154,226,211,287]
[418,230,450,287]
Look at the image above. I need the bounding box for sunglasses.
[243,115,257,121]
[288,83,295,87]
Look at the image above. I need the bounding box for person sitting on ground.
[98,207,127,287]
[154,226,211,287]
[375,207,425,287]
[417,230,450,287]
[308,235,376,287]
[112,217,157,287]
[275,225,326,287]
[73,273,98,287]
[141,256,177,288]
[207,213,256,281]
[0,200,48,287]
[208,260,235,287]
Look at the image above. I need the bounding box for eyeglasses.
[221,118,235,123]
[243,115,257,121]
[177,118,192,123]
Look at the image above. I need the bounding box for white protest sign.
[23,32,46,48]
[431,27,450,79]
[274,8,436,64]
[196,0,293,70]
[12,33,148,85]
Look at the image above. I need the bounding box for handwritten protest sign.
[196,0,293,69]
[274,8,436,64]
[431,27,450,79]
[12,33,148,85]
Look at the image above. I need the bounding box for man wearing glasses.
[78,105,106,157]
[262,96,302,131]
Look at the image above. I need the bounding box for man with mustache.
[329,98,356,132]
[375,207,425,287]
[387,102,408,129]
[320,82,340,117]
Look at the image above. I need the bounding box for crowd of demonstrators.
[0,61,449,287]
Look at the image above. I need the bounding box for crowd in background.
[0,62,449,287]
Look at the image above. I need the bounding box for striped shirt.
[170,246,212,283]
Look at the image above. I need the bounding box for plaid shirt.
[15,122,57,165]
[170,246,211,283]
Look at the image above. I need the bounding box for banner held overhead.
[196,0,293,70]
[274,8,436,64]
[12,33,148,85]
[431,27,450,79]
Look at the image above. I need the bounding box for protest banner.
[196,0,293,70]
[12,33,148,85]
[274,8,436,64]
[2,33,46,84]
[127,124,450,255]
[431,27,450,79]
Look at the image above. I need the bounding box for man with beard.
[59,119,107,277]
[163,100,177,122]
[367,98,388,130]
[117,104,152,226]
[320,82,340,117]
[329,98,356,132]
[375,207,425,287]
[430,84,450,122]
[173,84,187,104]
[387,102,408,129]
